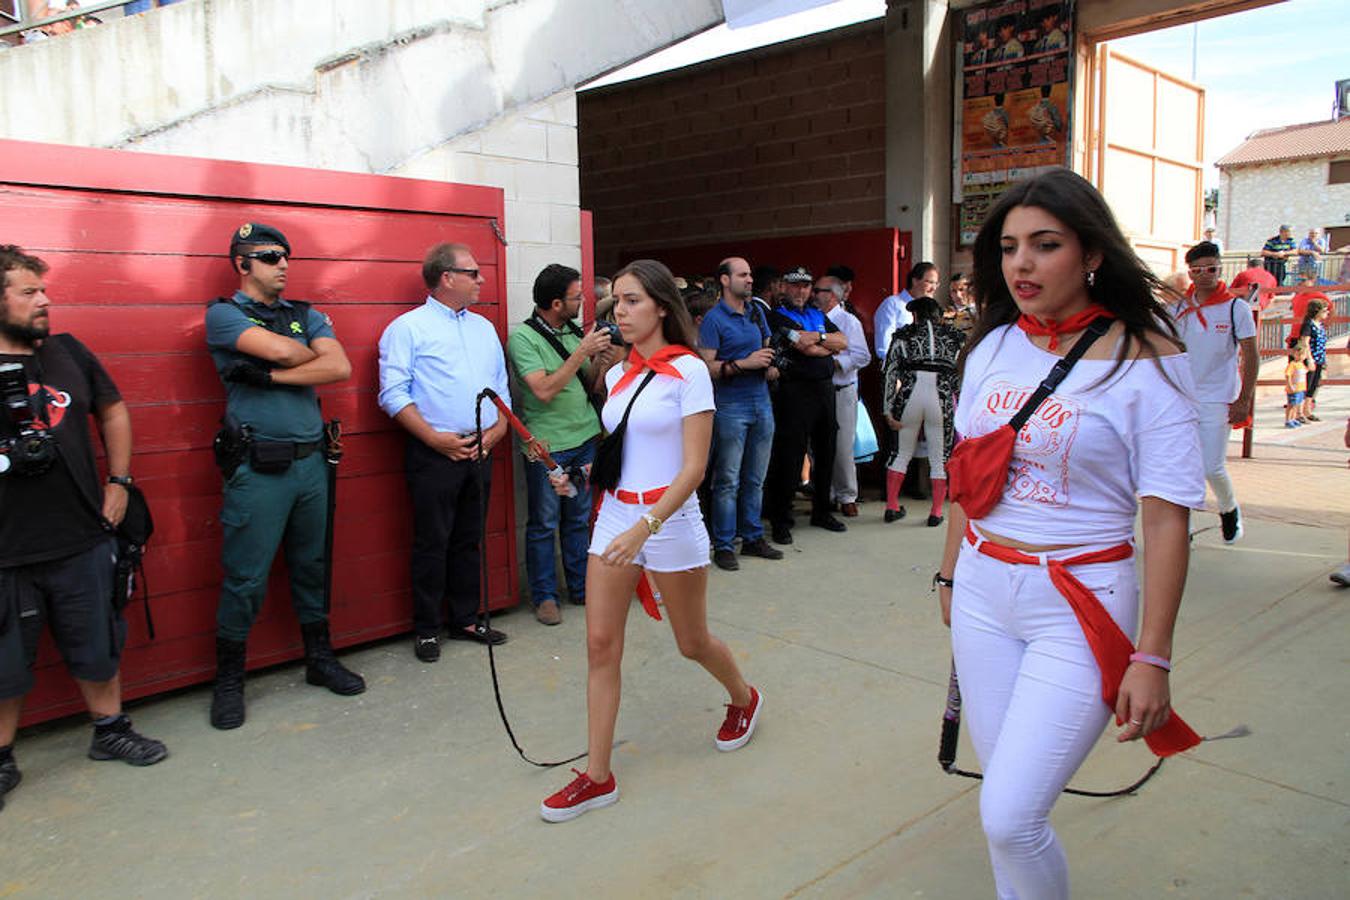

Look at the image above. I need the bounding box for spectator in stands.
[594,276,614,321]
[506,264,613,626]
[751,264,783,316]
[1283,338,1308,429]
[875,262,940,361]
[1297,228,1328,280]
[1229,256,1277,310]
[1261,225,1297,285]
[1203,227,1222,254]
[945,272,977,334]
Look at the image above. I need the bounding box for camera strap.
[524,313,604,422]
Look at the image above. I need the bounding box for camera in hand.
[0,362,57,477]
[769,325,796,374]
[592,320,622,345]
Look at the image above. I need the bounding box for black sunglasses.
[448,266,481,280]
[242,250,289,265]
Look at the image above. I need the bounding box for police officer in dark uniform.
[762,266,850,545]
[204,223,363,730]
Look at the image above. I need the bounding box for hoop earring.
[1085,270,1096,287]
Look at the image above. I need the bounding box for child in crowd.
[1283,338,1308,428]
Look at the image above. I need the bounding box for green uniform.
[205,292,336,641]
[505,317,601,452]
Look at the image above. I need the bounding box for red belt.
[964,524,1201,757]
[597,485,671,621]
[609,486,668,505]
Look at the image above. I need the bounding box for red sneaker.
[540,768,619,823]
[716,686,762,751]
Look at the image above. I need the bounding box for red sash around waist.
[596,486,672,621]
[964,524,1202,757]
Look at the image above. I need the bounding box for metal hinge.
[490,218,509,247]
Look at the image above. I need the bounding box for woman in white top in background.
[541,259,761,823]
[938,169,1206,899]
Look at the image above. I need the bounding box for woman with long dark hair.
[880,296,965,525]
[540,260,761,823]
[937,169,1206,898]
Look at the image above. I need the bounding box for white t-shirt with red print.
[602,353,715,493]
[954,325,1206,545]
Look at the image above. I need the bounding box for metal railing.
[1219,250,1349,286]
[0,1,179,41]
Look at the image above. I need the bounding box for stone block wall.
[578,20,887,274]
[1219,159,1350,253]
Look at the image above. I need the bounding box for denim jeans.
[524,439,595,606]
[709,394,775,551]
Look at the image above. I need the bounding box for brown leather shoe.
[840,502,859,518]
[535,600,562,626]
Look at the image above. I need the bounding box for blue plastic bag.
[853,397,879,462]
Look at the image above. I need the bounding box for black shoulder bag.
[47,335,157,637]
[588,370,657,494]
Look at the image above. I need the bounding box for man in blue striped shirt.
[378,243,512,662]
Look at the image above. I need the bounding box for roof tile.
[1215,116,1350,168]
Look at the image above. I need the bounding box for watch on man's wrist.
[817,331,826,345]
[107,475,134,486]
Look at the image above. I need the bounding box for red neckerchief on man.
[1016,303,1115,350]
[610,344,698,395]
[1178,281,1234,329]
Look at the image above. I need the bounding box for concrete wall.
[0,0,724,322]
[1219,160,1350,252]
[578,20,887,275]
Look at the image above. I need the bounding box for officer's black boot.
[301,621,366,696]
[210,637,247,730]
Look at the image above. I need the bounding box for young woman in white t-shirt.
[541,259,761,823]
[938,169,1206,898]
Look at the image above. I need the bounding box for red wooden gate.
[1,140,519,726]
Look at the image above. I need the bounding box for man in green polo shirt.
[203,223,365,730]
[507,264,616,625]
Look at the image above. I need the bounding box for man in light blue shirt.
[378,242,512,661]
[873,262,941,360]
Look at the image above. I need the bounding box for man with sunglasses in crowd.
[1170,241,1258,544]
[204,223,364,730]
[378,243,511,663]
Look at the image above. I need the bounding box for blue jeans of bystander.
[709,394,775,551]
[524,439,595,606]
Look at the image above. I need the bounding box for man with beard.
[0,245,167,814]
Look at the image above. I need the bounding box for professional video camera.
[0,362,56,477]
[769,325,799,375]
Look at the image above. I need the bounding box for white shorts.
[588,493,710,572]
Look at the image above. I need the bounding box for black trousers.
[405,439,491,636]
[764,379,837,527]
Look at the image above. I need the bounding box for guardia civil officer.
[1,245,167,815]
[204,224,363,730]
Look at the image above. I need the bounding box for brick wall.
[1219,159,1350,255]
[579,20,886,275]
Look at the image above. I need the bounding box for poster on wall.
[958,0,1074,245]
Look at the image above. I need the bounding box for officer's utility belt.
[213,416,321,478]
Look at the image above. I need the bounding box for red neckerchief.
[1016,303,1115,350]
[1179,282,1234,329]
[610,344,698,395]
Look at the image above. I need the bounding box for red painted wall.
[1,140,519,725]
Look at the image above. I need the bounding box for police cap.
[783,266,813,284]
[229,222,292,256]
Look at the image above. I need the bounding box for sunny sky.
[590,0,1348,189]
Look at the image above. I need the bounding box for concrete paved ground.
[3,392,1347,898]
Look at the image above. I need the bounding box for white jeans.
[831,382,859,503]
[1197,400,1237,513]
[888,371,945,479]
[951,538,1139,900]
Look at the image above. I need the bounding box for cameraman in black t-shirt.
[0,246,167,815]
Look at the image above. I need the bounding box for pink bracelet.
[1129,652,1171,672]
